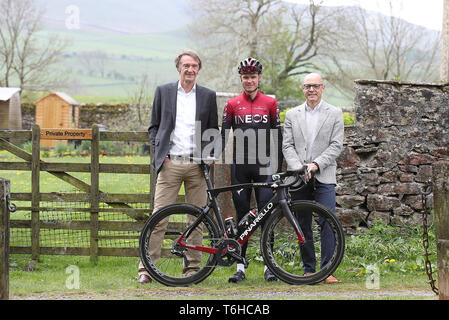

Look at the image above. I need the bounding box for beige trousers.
[138,159,207,277]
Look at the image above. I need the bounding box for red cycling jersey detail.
[221,91,283,166]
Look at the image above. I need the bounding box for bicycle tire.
[261,200,345,285]
[139,203,220,287]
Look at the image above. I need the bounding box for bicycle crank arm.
[279,199,306,245]
[228,251,249,268]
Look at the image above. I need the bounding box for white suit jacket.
[282,100,344,184]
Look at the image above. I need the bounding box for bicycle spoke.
[262,201,345,285]
[139,204,220,286]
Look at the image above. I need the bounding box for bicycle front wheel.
[261,200,345,285]
[139,203,220,287]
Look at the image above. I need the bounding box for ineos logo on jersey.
[235,114,268,124]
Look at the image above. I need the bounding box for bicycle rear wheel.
[139,203,220,287]
[261,200,345,285]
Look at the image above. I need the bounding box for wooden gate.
[0,124,188,261]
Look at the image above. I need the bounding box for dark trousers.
[290,181,336,274]
[231,163,273,258]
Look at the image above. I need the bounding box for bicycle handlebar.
[197,159,315,190]
[272,166,317,189]
[272,166,306,187]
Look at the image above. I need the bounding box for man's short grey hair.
[174,49,202,71]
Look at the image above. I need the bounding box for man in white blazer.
[282,73,344,284]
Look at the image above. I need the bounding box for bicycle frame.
[175,164,306,256]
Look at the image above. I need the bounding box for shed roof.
[36,92,80,105]
[0,87,21,101]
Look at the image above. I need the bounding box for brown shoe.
[137,274,152,284]
[323,275,341,284]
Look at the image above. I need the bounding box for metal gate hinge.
[6,195,17,213]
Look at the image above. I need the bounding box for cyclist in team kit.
[221,57,284,283]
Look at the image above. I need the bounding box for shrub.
[54,143,71,157]
[279,108,355,126]
[343,219,436,277]
[343,113,355,126]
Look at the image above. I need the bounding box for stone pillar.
[433,161,449,300]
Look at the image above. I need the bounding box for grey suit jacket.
[148,81,218,173]
[282,100,344,184]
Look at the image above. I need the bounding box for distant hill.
[30,0,194,100]
[28,0,438,105]
[37,0,189,33]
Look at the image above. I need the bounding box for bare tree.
[109,74,154,132]
[322,1,440,98]
[188,0,330,100]
[259,2,342,99]
[77,51,108,78]
[0,0,68,91]
[0,0,25,87]
[128,74,152,129]
[188,0,281,92]
[189,0,279,56]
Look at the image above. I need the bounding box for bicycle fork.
[278,196,306,245]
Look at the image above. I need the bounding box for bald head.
[303,73,323,84]
[302,73,325,109]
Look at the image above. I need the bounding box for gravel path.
[10,288,437,300]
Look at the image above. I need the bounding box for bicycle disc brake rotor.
[216,239,242,267]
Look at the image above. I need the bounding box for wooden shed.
[0,87,22,130]
[35,92,80,148]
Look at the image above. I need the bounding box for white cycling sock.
[237,264,245,273]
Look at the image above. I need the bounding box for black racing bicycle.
[139,162,345,287]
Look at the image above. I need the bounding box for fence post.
[0,178,10,300]
[213,163,233,219]
[90,125,100,262]
[31,125,40,261]
[433,161,449,300]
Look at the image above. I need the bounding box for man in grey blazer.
[138,49,219,284]
[282,73,344,284]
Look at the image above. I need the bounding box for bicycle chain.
[420,179,439,295]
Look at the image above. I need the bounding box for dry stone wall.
[336,80,449,233]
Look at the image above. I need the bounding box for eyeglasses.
[302,84,323,91]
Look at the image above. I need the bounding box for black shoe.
[228,270,246,283]
[264,268,278,282]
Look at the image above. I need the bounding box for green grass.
[8,227,436,300]
[5,217,438,300]
[0,151,155,194]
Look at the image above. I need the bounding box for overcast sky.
[284,0,443,31]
